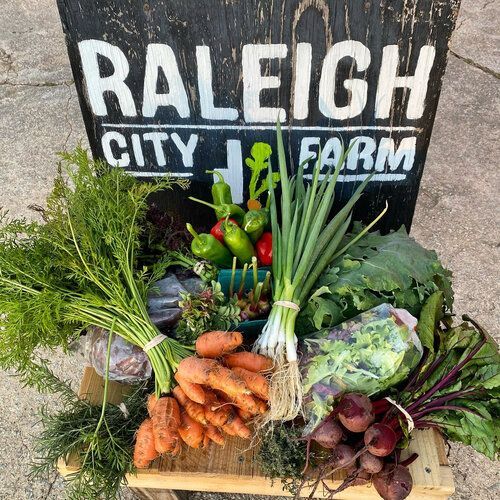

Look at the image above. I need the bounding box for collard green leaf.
[300,226,453,329]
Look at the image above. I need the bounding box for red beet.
[359,451,384,473]
[311,418,343,449]
[364,423,398,457]
[337,393,375,433]
[373,464,413,500]
[330,444,356,469]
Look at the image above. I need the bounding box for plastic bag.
[147,272,203,329]
[300,304,422,434]
[85,326,152,384]
[86,272,203,383]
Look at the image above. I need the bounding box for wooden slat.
[58,368,455,499]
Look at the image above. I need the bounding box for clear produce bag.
[85,326,152,384]
[300,304,422,434]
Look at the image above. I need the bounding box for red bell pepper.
[256,232,272,266]
[210,218,238,243]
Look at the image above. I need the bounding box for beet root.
[311,418,343,449]
[337,393,375,433]
[373,464,413,500]
[330,444,356,469]
[359,451,384,473]
[364,423,398,457]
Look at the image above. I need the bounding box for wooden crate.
[58,367,455,499]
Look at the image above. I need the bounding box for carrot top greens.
[0,147,191,394]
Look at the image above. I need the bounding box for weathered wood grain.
[56,0,460,232]
[58,367,455,499]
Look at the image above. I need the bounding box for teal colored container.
[217,268,270,340]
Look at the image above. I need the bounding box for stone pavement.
[0,0,498,498]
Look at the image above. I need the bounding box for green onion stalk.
[253,123,387,422]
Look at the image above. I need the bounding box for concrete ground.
[0,0,498,499]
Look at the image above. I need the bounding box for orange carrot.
[223,352,273,372]
[237,407,253,422]
[205,424,225,446]
[147,393,158,417]
[204,390,231,426]
[172,386,208,425]
[202,431,211,449]
[133,418,159,468]
[224,411,251,439]
[178,411,205,449]
[177,357,250,398]
[177,357,220,384]
[151,397,181,454]
[215,389,262,416]
[254,397,268,415]
[174,371,206,404]
[195,330,243,358]
[232,367,269,400]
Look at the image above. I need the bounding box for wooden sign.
[57,0,460,231]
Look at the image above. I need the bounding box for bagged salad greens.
[301,304,422,434]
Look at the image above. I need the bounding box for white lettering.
[242,44,288,123]
[322,137,344,168]
[143,132,169,166]
[78,40,136,117]
[131,133,144,167]
[196,46,238,121]
[101,131,130,167]
[298,137,320,166]
[170,133,198,167]
[376,45,435,119]
[293,43,312,120]
[346,136,377,171]
[214,140,244,204]
[142,44,190,118]
[319,41,371,120]
[375,137,417,171]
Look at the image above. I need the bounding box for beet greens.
[372,292,499,459]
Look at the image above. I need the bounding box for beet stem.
[406,335,487,414]
[412,404,483,420]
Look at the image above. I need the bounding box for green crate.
[217,268,270,339]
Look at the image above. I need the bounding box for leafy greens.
[299,225,453,332]
[0,148,191,394]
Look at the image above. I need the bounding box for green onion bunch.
[254,123,387,421]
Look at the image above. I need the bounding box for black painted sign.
[57,0,460,231]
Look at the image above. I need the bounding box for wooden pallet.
[58,367,455,499]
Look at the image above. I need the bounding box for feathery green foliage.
[0,148,191,393]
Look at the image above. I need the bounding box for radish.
[337,393,375,433]
[364,423,397,457]
[373,464,413,500]
[359,451,384,473]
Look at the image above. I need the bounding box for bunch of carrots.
[134,330,273,468]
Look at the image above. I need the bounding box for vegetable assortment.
[187,148,277,267]
[0,124,498,500]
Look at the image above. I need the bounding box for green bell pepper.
[186,223,233,268]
